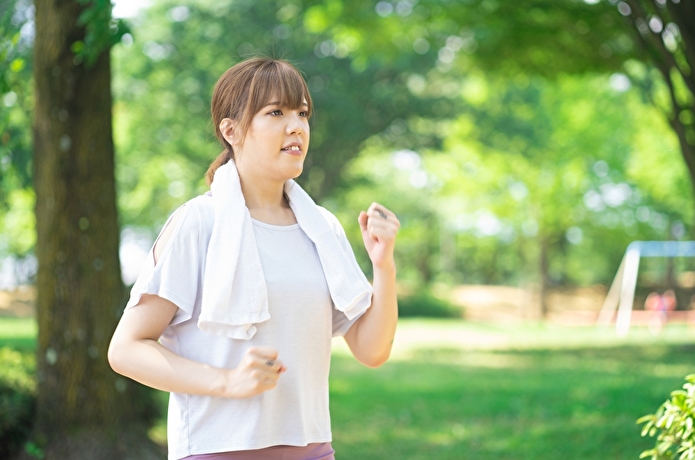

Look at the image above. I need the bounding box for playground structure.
[596,241,695,336]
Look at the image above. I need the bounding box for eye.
[269,109,282,116]
[299,110,309,117]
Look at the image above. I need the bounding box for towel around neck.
[199,161,372,339]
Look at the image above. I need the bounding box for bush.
[0,347,36,459]
[638,374,695,460]
[397,291,462,318]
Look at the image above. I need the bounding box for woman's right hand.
[222,346,286,398]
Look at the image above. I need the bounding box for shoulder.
[316,206,346,237]
[185,194,215,227]
[153,195,214,263]
[168,195,214,233]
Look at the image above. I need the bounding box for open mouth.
[281,145,302,153]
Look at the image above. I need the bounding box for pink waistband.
[182,442,335,460]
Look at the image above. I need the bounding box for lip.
[281,142,303,156]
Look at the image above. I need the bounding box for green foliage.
[0,347,36,459]
[334,72,691,288]
[0,0,23,94]
[638,374,695,460]
[397,291,461,318]
[0,0,33,190]
[111,0,464,231]
[1,0,693,290]
[371,0,629,75]
[0,1,34,268]
[73,0,130,67]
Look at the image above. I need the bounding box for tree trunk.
[30,0,162,458]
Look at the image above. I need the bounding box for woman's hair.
[205,57,313,186]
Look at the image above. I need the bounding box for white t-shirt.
[124,195,367,460]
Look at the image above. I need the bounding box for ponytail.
[205,150,233,186]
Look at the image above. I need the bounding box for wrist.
[212,367,236,398]
[372,259,396,276]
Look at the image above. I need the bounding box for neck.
[239,176,288,211]
[235,163,295,225]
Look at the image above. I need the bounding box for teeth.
[284,145,300,151]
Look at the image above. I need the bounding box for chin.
[287,163,304,180]
[292,167,304,179]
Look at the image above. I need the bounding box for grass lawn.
[0,317,37,350]
[329,320,695,460]
[2,317,693,459]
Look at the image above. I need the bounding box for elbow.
[107,339,128,376]
[358,350,391,368]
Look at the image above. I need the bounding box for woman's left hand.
[358,202,400,270]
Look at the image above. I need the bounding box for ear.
[219,118,237,146]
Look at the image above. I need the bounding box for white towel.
[200,161,372,339]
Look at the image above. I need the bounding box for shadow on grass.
[329,344,694,460]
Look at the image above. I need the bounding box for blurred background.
[2,0,694,321]
[1,0,695,458]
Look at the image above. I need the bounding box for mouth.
[281,144,303,155]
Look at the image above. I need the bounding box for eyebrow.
[267,101,309,107]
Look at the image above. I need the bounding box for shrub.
[638,374,695,460]
[0,347,36,459]
[397,291,462,318]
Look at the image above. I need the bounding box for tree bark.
[30,0,162,457]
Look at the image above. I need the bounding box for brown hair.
[205,57,313,186]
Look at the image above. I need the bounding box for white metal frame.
[596,241,695,336]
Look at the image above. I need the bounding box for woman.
[108,57,400,460]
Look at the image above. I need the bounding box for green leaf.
[70,40,85,55]
[9,58,24,73]
[638,415,656,424]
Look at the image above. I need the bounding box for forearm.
[109,337,228,397]
[109,295,284,399]
[346,262,398,367]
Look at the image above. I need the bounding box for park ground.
[1,286,694,459]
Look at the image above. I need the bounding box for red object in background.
[645,290,677,312]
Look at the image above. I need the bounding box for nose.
[286,112,306,135]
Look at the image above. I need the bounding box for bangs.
[247,61,313,118]
[209,57,313,179]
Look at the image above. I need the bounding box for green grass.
[329,320,695,460]
[1,317,693,459]
[0,317,37,350]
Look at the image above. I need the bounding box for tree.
[0,0,35,285]
[28,0,160,457]
[619,0,695,214]
[107,0,693,303]
[110,0,461,235]
[332,71,690,315]
[454,0,695,226]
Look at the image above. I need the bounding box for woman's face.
[233,96,311,184]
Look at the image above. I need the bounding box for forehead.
[253,72,309,107]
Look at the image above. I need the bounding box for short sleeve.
[332,308,365,337]
[124,201,206,325]
[319,206,372,337]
